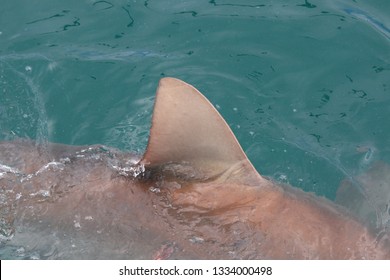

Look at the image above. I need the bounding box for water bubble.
[48,62,58,71]
[16,247,25,254]
[189,236,204,244]
[356,145,377,169]
[149,187,161,193]
[279,174,287,181]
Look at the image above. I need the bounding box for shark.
[0,77,389,259]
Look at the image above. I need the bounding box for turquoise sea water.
[0,0,389,200]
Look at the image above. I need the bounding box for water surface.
[1,0,389,204]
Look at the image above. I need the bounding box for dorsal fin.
[141,77,263,185]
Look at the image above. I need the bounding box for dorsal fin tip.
[159,77,187,87]
[141,77,263,183]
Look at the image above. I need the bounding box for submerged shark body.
[336,161,390,231]
[0,78,389,259]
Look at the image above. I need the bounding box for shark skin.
[0,77,389,259]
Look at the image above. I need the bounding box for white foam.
[29,189,50,198]
[35,161,65,175]
[0,164,20,174]
[111,163,145,177]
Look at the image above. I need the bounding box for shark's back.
[0,78,389,259]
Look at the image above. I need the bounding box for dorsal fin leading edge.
[141,77,263,184]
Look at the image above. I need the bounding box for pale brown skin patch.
[0,78,389,259]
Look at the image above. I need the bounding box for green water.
[1,0,389,199]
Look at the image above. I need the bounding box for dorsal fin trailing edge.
[141,77,264,185]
